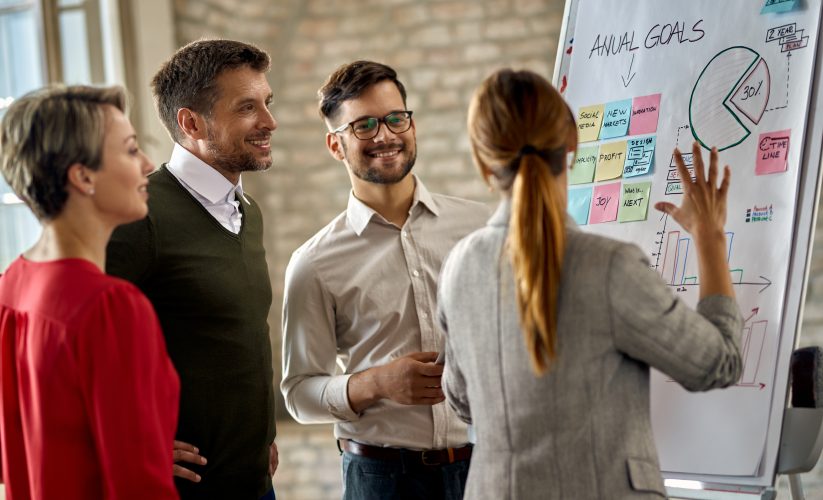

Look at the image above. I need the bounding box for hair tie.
[519,144,539,156]
[508,145,566,176]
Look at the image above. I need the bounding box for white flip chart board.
[553,0,823,491]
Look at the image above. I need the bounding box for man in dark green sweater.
[107,39,278,500]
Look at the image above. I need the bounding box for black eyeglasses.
[332,111,414,140]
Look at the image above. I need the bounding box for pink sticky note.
[756,130,790,175]
[589,182,621,224]
[629,94,661,136]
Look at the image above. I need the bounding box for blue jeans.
[342,451,469,500]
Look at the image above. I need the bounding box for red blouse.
[0,257,179,499]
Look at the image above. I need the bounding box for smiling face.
[201,65,277,179]
[326,80,417,186]
[91,105,154,225]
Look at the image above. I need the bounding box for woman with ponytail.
[437,69,742,499]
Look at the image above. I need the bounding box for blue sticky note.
[623,136,656,177]
[568,187,593,225]
[600,99,632,140]
[761,0,797,14]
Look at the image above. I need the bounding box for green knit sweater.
[107,166,275,499]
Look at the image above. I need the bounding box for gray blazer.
[439,200,743,500]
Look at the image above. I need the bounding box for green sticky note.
[618,181,651,222]
[569,145,598,184]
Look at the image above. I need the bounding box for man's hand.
[269,441,279,476]
[348,352,445,412]
[173,440,207,483]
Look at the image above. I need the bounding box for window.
[0,0,119,271]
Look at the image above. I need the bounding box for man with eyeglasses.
[281,60,488,499]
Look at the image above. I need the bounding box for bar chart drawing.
[651,213,771,292]
[739,319,768,387]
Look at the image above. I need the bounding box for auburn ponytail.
[467,69,577,376]
[510,155,566,374]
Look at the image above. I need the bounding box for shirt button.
[412,270,420,277]
[420,312,429,320]
[402,231,408,237]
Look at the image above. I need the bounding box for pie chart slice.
[690,47,766,151]
[729,58,770,125]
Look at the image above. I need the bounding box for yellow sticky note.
[595,140,627,181]
[577,104,605,143]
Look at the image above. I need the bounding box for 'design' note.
[629,94,661,136]
[623,136,656,177]
[618,181,652,222]
[595,140,627,181]
[577,104,605,143]
[599,99,632,140]
[569,145,599,184]
[589,182,621,224]
[568,187,593,226]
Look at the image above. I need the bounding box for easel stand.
[776,407,823,500]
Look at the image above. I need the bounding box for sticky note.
[595,140,626,181]
[629,94,661,135]
[756,130,790,175]
[577,104,604,143]
[569,145,598,184]
[618,182,652,222]
[568,187,592,225]
[589,182,621,224]
[761,0,798,14]
[600,99,632,140]
[623,136,656,177]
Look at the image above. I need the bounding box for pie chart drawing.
[689,46,771,151]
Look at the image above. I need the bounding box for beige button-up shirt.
[281,177,489,450]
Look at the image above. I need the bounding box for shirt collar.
[346,175,440,236]
[167,143,247,204]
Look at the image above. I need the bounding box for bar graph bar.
[740,320,768,385]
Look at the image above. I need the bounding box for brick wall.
[172,0,561,416]
[168,0,823,498]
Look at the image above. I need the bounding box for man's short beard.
[343,139,417,185]
[206,129,272,174]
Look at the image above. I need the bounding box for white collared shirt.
[281,176,490,450]
[166,144,248,234]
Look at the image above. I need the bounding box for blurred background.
[1,1,823,498]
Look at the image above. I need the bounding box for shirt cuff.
[325,374,360,422]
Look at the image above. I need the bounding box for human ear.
[326,133,346,161]
[177,108,207,141]
[66,163,96,196]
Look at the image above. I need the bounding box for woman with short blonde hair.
[0,85,179,499]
